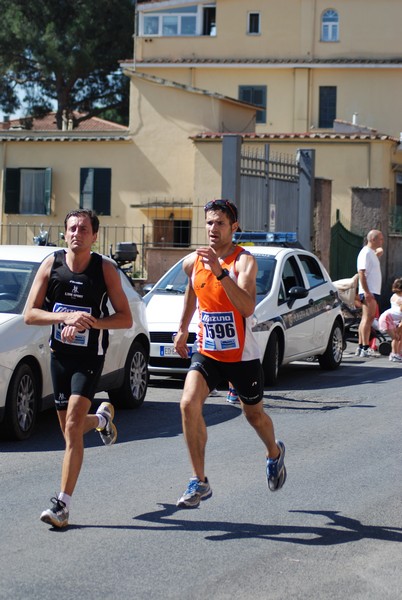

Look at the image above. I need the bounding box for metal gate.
[221,135,315,250]
[330,218,363,280]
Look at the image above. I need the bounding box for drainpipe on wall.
[133,0,137,71]
[0,138,6,245]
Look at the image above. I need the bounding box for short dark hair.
[64,209,100,233]
[203,199,238,225]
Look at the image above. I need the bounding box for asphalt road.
[1,345,402,600]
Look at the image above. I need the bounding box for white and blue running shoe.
[266,440,287,492]
[176,477,212,508]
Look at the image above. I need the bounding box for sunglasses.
[204,199,238,221]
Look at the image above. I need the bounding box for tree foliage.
[0,0,134,128]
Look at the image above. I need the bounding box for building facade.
[131,0,402,226]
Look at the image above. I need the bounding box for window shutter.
[239,86,266,123]
[4,168,21,214]
[93,168,111,215]
[44,168,52,215]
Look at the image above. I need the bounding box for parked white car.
[0,245,150,441]
[144,232,344,385]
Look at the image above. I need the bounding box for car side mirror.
[287,286,308,308]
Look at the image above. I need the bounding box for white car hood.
[146,295,197,330]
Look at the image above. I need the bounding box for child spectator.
[378,278,402,362]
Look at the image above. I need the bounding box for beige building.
[1,0,402,280]
[0,90,257,276]
[131,0,402,228]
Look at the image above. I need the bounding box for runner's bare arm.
[222,252,257,317]
[174,254,197,358]
[92,259,133,330]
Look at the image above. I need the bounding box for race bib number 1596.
[201,311,239,351]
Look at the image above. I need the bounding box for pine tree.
[0,0,134,127]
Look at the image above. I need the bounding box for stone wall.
[351,187,402,308]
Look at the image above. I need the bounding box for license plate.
[159,345,193,357]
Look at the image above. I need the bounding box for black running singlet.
[45,250,109,356]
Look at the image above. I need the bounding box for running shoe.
[355,347,362,356]
[266,440,287,492]
[96,401,117,446]
[40,497,69,528]
[176,477,212,508]
[389,353,402,362]
[226,388,239,403]
[360,348,380,358]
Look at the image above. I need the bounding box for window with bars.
[319,86,337,128]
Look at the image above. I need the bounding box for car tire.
[262,330,280,386]
[108,341,149,409]
[1,363,39,441]
[318,321,344,370]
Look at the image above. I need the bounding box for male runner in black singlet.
[25,209,133,527]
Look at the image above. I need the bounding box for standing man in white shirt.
[356,229,384,357]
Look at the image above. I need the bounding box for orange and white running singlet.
[192,246,260,363]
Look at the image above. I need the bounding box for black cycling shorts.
[50,352,105,410]
[189,352,264,405]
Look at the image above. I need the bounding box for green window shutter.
[4,168,21,214]
[239,86,267,123]
[93,168,111,215]
[44,168,52,215]
[80,168,111,215]
[319,86,337,128]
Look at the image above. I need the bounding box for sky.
[0,109,23,121]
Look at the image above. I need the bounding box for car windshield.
[254,254,276,300]
[147,253,276,302]
[149,260,188,295]
[0,260,39,315]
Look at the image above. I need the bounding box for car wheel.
[1,363,39,441]
[108,341,149,409]
[262,330,280,386]
[318,321,344,370]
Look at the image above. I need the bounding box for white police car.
[144,232,344,385]
[0,245,150,441]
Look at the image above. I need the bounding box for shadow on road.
[56,505,402,547]
[1,354,400,453]
[129,504,402,545]
[0,392,241,453]
[273,361,402,393]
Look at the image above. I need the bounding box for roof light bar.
[233,232,297,244]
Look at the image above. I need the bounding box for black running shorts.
[50,352,105,410]
[189,352,264,405]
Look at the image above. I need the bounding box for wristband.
[217,268,229,281]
